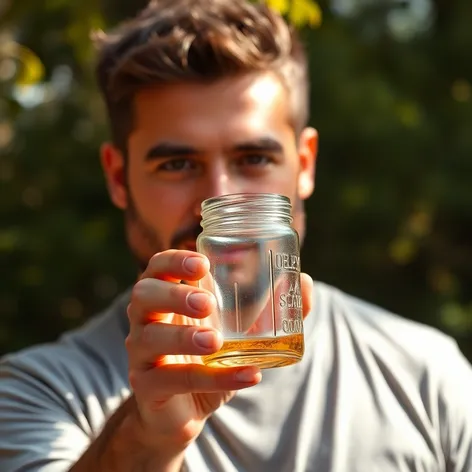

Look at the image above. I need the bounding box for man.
[1,0,471,470]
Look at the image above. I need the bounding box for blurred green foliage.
[1,0,471,360]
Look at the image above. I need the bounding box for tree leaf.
[14,44,45,86]
[289,0,322,28]
[265,0,291,15]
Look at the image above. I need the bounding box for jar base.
[202,333,304,369]
[204,351,302,369]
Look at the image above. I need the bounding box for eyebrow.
[233,137,284,154]
[145,137,284,161]
[146,142,197,161]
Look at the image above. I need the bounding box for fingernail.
[187,292,209,312]
[183,256,201,274]
[234,368,260,383]
[193,331,215,349]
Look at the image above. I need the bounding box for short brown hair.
[95,0,310,154]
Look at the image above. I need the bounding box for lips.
[217,249,249,264]
[214,244,256,264]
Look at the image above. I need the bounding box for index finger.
[142,249,210,283]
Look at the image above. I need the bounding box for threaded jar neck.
[200,193,293,231]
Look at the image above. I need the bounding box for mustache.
[171,222,202,248]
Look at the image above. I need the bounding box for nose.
[193,160,240,216]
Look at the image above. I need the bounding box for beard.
[125,194,202,274]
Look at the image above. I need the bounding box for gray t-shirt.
[1,281,471,472]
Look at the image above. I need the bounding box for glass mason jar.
[197,193,304,369]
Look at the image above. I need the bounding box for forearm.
[69,396,186,472]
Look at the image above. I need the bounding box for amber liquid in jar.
[203,333,304,369]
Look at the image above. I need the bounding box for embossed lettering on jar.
[197,193,304,369]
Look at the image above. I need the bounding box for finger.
[131,364,262,400]
[127,324,223,368]
[128,277,216,324]
[300,272,313,319]
[142,250,209,282]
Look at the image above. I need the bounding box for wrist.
[70,396,186,472]
[114,397,187,471]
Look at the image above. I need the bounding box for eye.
[157,158,195,172]
[238,154,274,167]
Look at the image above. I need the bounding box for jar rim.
[200,193,293,231]
[201,193,290,211]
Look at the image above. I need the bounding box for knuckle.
[169,281,186,301]
[148,252,162,271]
[160,249,178,263]
[170,249,185,265]
[126,302,134,322]
[183,365,211,392]
[141,322,157,347]
[126,302,143,327]
[177,325,193,350]
[131,278,153,304]
[148,250,182,276]
[124,334,133,352]
[128,369,139,391]
[125,332,142,368]
[183,366,195,391]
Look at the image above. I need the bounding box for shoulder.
[312,282,472,470]
[315,282,456,352]
[315,282,464,374]
[0,290,131,470]
[0,289,132,426]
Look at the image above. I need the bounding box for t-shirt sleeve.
[439,340,472,471]
[0,356,90,472]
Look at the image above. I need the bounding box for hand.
[125,249,314,456]
[125,250,262,454]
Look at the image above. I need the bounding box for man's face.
[101,72,317,273]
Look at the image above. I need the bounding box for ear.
[297,127,318,200]
[100,142,128,210]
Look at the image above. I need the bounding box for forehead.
[129,73,293,146]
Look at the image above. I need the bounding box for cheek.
[127,162,168,205]
[261,166,299,196]
[126,144,192,228]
